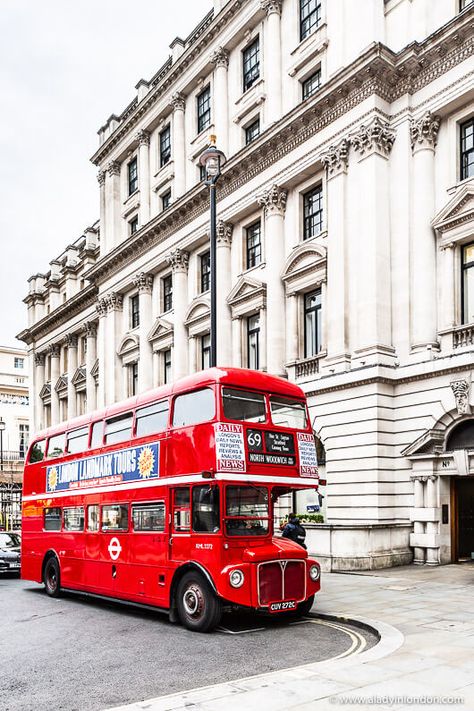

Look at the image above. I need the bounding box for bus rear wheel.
[44,556,61,597]
[177,571,222,632]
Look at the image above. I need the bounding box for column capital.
[210,46,229,69]
[258,184,288,217]
[320,138,350,177]
[260,0,282,16]
[135,129,150,147]
[106,160,121,176]
[133,271,154,293]
[64,333,78,348]
[83,321,98,337]
[167,248,189,273]
[34,352,45,367]
[451,378,470,414]
[410,111,441,152]
[105,292,123,312]
[96,297,108,318]
[216,220,233,246]
[170,91,186,112]
[48,344,61,358]
[350,117,395,159]
[97,170,106,187]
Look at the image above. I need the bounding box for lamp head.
[199,136,227,183]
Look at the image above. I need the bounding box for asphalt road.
[0,575,377,711]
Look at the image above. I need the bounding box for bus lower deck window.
[193,485,220,533]
[102,505,128,531]
[87,505,99,532]
[132,502,165,531]
[44,508,62,531]
[64,507,85,531]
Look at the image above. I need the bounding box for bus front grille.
[258,560,306,606]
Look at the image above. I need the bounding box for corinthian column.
[104,292,124,405]
[95,299,107,408]
[49,344,61,425]
[97,170,107,255]
[321,139,351,371]
[258,185,287,375]
[167,249,189,379]
[65,334,78,420]
[210,48,229,155]
[216,220,233,366]
[170,93,186,197]
[83,321,97,411]
[410,112,441,352]
[34,353,45,431]
[136,130,150,226]
[261,0,282,125]
[133,271,154,392]
[105,160,121,250]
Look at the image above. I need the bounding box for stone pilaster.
[216,220,233,365]
[167,249,189,379]
[49,344,61,425]
[105,160,121,251]
[170,92,186,197]
[34,353,45,431]
[97,170,107,255]
[83,321,97,411]
[104,292,124,405]
[260,0,282,125]
[95,299,107,408]
[136,129,150,226]
[65,334,78,420]
[210,48,229,155]
[133,272,154,391]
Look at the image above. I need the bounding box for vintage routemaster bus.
[21,367,321,631]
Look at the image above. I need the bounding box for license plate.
[9,563,20,569]
[269,600,297,613]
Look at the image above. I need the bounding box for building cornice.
[82,12,474,287]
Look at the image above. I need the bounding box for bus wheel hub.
[183,585,204,616]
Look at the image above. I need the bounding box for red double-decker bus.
[21,367,321,631]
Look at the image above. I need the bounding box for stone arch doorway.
[446,419,474,561]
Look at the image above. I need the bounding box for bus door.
[84,503,101,590]
[99,503,130,596]
[169,487,191,564]
[128,500,168,605]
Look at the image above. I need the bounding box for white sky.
[0,0,212,348]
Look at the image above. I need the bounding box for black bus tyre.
[176,571,222,632]
[44,556,61,597]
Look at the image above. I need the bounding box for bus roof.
[32,367,307,440]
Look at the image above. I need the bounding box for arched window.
[446,420,474,451]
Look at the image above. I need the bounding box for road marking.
[108,537,122,561]
[216,625,266,635]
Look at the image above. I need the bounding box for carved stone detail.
[410,111,441,152]
[65,334,78,348]
[105,292,123,312]
[133,271,154,293]
[96,298,108,318]
[210,46,229,69]
[106,160,120,176]
[48,344,61,358]
[135,129,150,147]
[170,92,186,112]
[167,248,190,273]
[83,321,97,338]
[34,353,45,367]
[258,184,288,217]
[320,138,350,176]
[260,0,282,15]
[97,170,106,187]
[350,117,395,158]
[451,379,471,414]
[216,220,233,246]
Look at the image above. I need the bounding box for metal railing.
[0,450,25,462]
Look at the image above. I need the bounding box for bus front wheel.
[176,571,222,632]
[44,556,61,597]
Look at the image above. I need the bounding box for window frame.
[128,156,138,196]
[197,85,211,135]
[66,426,90,454]
[302,68,321,100]
[461,242,474,325]
[129,216,139,235]
[159,124,171,167]
[172,387,216,428]
[161,189,171,211]
[135,400,169,438]
[63,506,85,532]
[200,251,211,293]
[201,333,211,370]
[245,117,260,145]
[101,504,129,532]
[130,362,139,397]
[130,294,140,329]
[246,220,262,270]
[300,0,322,42]
[303,289,322,358]
[163,349,172,384]
[460,117,474,182]
[46,433,66,459]
[104,413,133,446]
[242,37,260,93]
[132,501,166,532]
[247,314,260,370]
[303,184,323,240]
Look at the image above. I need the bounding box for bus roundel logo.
[108,537,122,561]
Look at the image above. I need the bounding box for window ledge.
[241,261,266,277]
[152,161,174,192]
[233,79,266,125]
[122,190,140,218]
[189,123,215,160]
[288,24,328,78]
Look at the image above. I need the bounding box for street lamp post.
[199,136,227,368]
[0,418,4,473]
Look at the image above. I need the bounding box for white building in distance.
[19,0,474,569]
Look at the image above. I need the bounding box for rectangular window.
[199,164,207,182]
[246,221,262,269]
[14,357,24,369]
[44,507,62,531]
[102,504,128,531]
[460,0,474,10]
[161,190,171,211]
[104,414,133,445]
[130,294,140,329]
[64,507,85,532]
[163,349,172,384]
[159,125,171,167]
[303,184,323,240]
[225,486,269,536]
[197,86,211,134]
[19,423,29,459]
[270,396,307,429]
[87,505,99,532]
[173,488,190,531]
[163,274,173,312]
[136,400,169,437]
[91,421,103,449]
[200,251,210,293]
[247,314,260,370]
[245,117,260,145]
[201,333,211,370]
[304,289,322,357]
[47,433,65,459]
[193,486,220,533]
[222,387,266,423]
[128,157,138,195]
[130,362,138,396]
[462,243,474,324]
[132,502,165,531]
[461,118,474,181]
[173,388,215,428]
[243,37,260,92]
[29,439,45,463]
[300,0,322,41]
[129,216,139,235]
[66,426,89,455]
[302,69,321,100]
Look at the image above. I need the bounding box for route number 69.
[247,431,262,448]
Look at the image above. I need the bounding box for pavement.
[106,563,474,711]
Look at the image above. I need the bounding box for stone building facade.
[19,0,474,569]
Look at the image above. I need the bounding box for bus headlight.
[229,569,245,588]
[309,565,320,582]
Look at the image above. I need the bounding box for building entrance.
[455,477,474,561]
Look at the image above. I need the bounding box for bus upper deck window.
[172,388,215,428]
[136,401,169,437]
[270,397,307,429]
[104,414,133,445]
[47,433,65,459]
[91,421,104,449]
[29,440,46,463]
[222,388,266,423]
[67,426,89,454]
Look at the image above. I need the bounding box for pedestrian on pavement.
[281,513,307,549]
